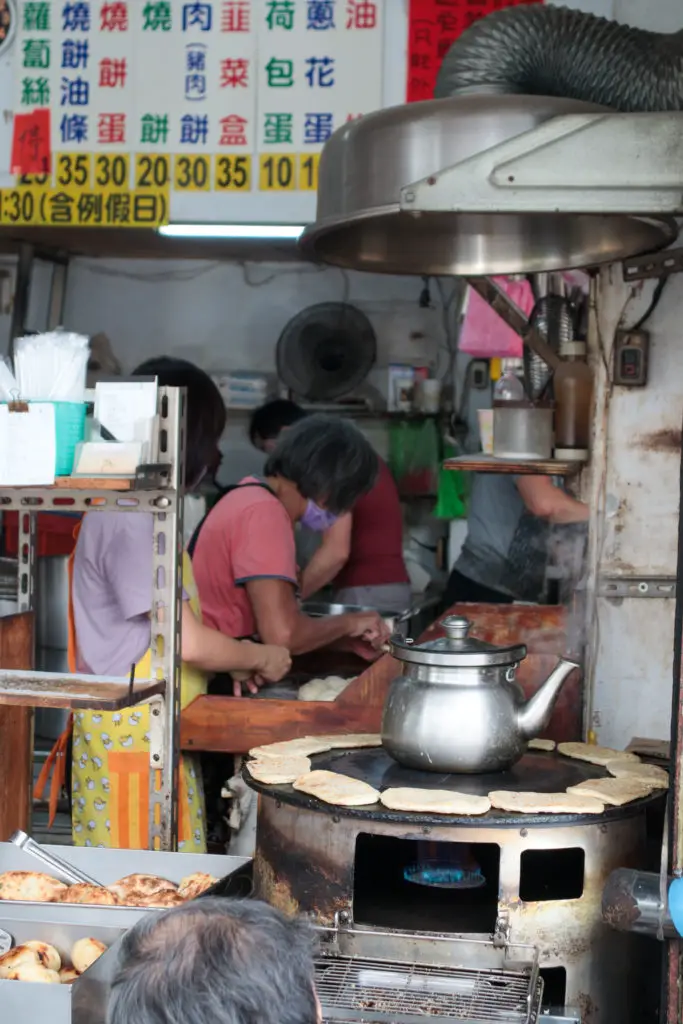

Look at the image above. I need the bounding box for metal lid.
[390,615,527,668]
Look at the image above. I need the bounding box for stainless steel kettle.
[381,615,579,774]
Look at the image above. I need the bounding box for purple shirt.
[72,512,179,677]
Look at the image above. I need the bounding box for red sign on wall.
[407,0,544,103]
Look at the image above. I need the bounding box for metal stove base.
[252,752,659,1024]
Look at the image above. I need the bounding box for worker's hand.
[253,643,292,683]
[231,671,262,697]
[345,612,391,648]
[231,643,291,697]
[344,637,385,662]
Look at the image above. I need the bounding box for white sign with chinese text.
[7,0,386,226]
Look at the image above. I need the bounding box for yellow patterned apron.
[37,536,208,852]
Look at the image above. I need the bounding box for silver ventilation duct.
[300,7,680,276]
[435,5,683,109]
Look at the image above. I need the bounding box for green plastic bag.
[434,444,468,520]
[388,420,440,497]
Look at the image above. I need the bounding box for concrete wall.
[56,258,452,479]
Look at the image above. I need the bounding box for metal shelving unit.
[0,385,186,851]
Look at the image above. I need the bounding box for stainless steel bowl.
[302,601,406,633]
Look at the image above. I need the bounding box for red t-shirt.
[192,478,297,638]
[335,458,409,589]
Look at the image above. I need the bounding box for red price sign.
[11,108,52,177]
[406,0,543,103]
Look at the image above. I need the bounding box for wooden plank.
[0,612,34,840]
[444,454,579,476]
[54,477,133,490]
[181,697,382,753]
[180,602,580,753]
[0,670,165,710]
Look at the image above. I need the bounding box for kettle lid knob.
[441,615,471,640]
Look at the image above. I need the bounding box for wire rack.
[315,953,542,1024]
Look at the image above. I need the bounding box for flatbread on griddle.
[248,737,332,759]
[380,788,491,815]
[292,770,380,807]
[528,738,556,752]
[315,733,382,750]
[557,742,640,767]
[247,755,312,785]
[566,777,653,806]
[489,790,605,815]
[606,760,669,789]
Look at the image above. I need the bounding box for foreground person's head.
[133,356,226,488]
[249,399,306,454]
[106,898,321,1024]
[264,413,378,530]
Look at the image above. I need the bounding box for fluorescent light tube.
[158,224,305,240]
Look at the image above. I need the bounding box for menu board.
[5,0,385,228]
[406,0,543,103]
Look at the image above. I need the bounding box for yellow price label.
[214,154,251,192]
[55,152,92,189]
[93,153,130,190]
[14,171,51,190]
[0,187,167,228]
[135,153,171,190]
[173,154,211,191]
[298,153,320,192]
[0,188,42,225]
[259,153,296,191]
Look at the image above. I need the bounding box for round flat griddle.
[246,747,665,828]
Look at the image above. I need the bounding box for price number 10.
[259,154,296,192]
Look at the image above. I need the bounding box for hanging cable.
[630,276,668,331]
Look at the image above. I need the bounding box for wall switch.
[613,329,649,387]
[471,360,489,389]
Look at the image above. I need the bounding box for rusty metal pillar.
[665,414,683,1023]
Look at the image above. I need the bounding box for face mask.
[301,499,338,533]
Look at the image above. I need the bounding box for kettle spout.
[516,659,580,740]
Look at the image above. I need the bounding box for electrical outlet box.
[471,360,489,390]
[613,329,649,387]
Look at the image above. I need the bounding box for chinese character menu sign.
[407,0,542,103]
[7,0,384,228]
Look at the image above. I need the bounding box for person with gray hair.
[191,414,391,680]
[107,898,322,1024]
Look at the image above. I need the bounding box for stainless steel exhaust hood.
[299,94,678,277]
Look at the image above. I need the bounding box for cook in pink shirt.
[192,416,391,661]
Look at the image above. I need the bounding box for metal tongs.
[9,830,102,887]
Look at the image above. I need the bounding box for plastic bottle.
[554,341,593,450]
[493,365,525,403]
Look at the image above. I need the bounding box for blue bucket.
[34,401,87,476]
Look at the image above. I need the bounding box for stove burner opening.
[354,834,500,934]
[519,848,585,902]
[404,841,486,890]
